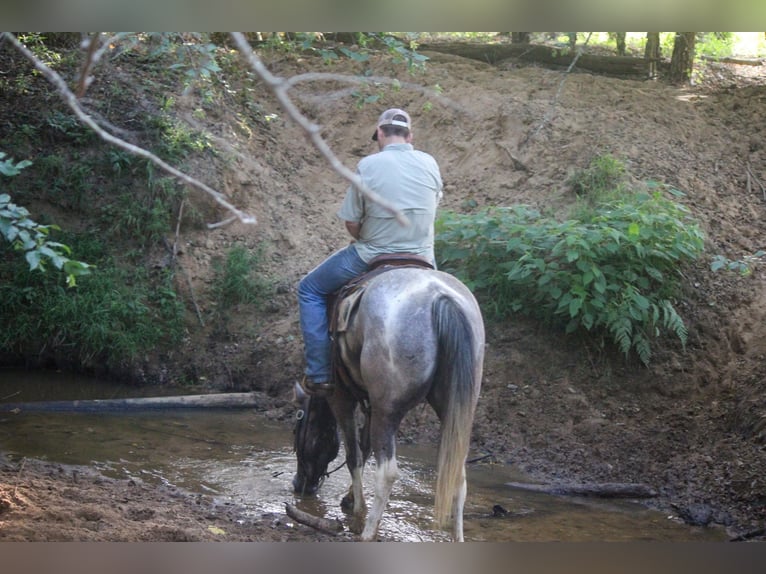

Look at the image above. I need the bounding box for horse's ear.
[293,381,307,405]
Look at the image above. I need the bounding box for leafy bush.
[211,244,272,311]
[0,245,185,370]
[436,190,705,365]
[1,152,92,286]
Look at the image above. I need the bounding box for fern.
[609,316,633,357]
[632,331,652,366]
[661,300,688,346]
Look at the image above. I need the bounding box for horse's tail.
[431,294,479,528]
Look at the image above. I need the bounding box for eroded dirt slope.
[2,45,766,540]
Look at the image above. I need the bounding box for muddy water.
[0,369,727,542]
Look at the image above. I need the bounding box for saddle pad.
[334,287,366,333]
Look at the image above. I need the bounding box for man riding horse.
[293,108,484,541]
[297,108,443,396]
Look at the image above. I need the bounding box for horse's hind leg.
[428,392,470,541]
[453,465,467,542]
[361,416,400,541]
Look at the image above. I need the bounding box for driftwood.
[285,503,344,535]
[420,42,659,77]
[0,392,259,413]
[506,481,658,499]
[701,55,764,66]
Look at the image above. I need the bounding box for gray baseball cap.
[371,108,411,141]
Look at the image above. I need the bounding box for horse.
[292,265,485,541]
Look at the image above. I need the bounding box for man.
[297,108,443,394]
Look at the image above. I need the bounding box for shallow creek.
[0,369,727,541]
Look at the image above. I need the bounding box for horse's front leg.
[332,396,367,533]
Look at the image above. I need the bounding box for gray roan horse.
[292,266,484,541]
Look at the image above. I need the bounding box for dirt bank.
[2,40,766,541]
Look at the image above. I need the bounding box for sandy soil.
[2,40,766,541]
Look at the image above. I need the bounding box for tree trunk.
[614,32,627,55]
[511,32,531,44]
[669,32,696,84]
[645,32,661,78]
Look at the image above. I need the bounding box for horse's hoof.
[360,527,377,542]
[340,493,354,513]
[349,515,365,535]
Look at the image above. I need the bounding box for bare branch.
[285,503,344,535]
[2,32,256,227]
[76,32,100,97]
[75,33,133,98]
[230,32,409,227]
[207,215,238,229]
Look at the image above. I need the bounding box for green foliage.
[0,153,32,176]
[210,244,272,311]
[0,240,185,369]
[376,34,429,72]
[149,114,213,163]
[711,251,766,276]
[258,32,427,71]
[16,33,65,66]
[168,39,222,80]
[1,153,92,286]
[32,153,93,208]
[295,33,371,65]
[436,187,705,365]
[46,110,94,145]
[697,33,735,59]
[568,153,627,199]
[351,88,383,109]
[103,173,183,246]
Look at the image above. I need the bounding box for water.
[0,369,728,541]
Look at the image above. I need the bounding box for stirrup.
[300,376,334,396]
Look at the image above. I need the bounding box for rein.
[294,397,346,487]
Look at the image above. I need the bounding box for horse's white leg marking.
[361,457,398,541]
[351,466,365,515]
[346,465,367,535]
[453,468,467,542]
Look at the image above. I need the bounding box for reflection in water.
[0,370,728,541]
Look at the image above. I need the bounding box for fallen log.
[419,42,658,77]
[0,392,259,413]
[701,55,764,66]
[285,503,344,535]
[506,481,658,498]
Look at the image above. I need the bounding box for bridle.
[293,396,345,491]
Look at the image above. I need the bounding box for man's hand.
[345,220,362,240]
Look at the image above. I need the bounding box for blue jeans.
[298,244,369,383]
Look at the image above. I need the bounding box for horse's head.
[292,382,340,495]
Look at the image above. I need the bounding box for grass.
[210,243,272,312]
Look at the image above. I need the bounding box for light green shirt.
[337,143,443,264]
